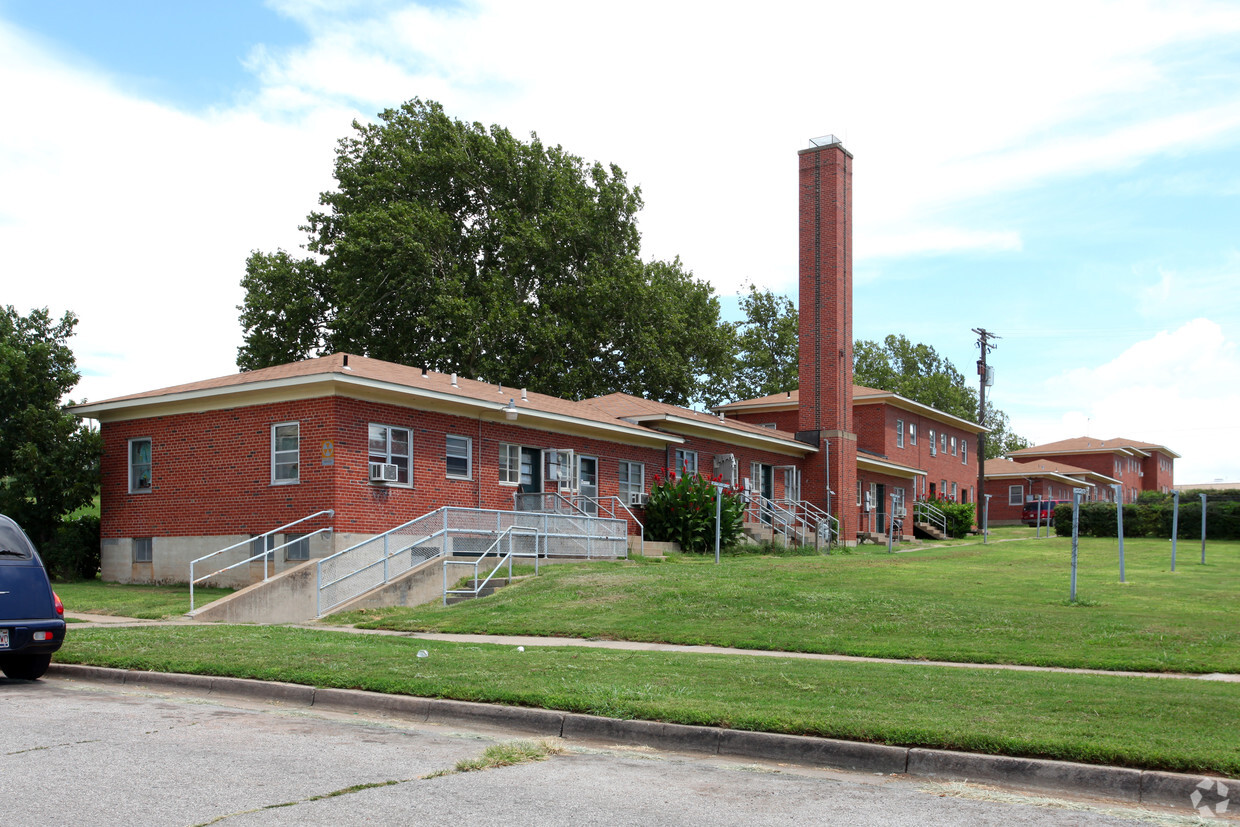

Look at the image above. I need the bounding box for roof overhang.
[985,470,1098,489]
[623,413,814,457]
[72,373,679,450]
[857,455,925,480]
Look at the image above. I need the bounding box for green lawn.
[56,625,1240,776]
[333,536,1240,673]
[54,580,232,619]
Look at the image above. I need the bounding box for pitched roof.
[1008,437,1181,460]
[984,457,1117,486]
[587,392,814,455]
[713,385,984,434]
[72,353,676,446]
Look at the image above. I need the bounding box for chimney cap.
[809,134,842,148]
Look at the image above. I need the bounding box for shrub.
[1052,499,1240,541]
[644,467,744,553]
[918,496,975,539]
[42,514,101,581]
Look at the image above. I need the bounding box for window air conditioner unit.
[369,462,398,483]
[629,492,649,507]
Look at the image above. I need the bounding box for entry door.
[758,464,775,524]
[577,455,598,516]
[518,447,542,496]
[875,483,887,531]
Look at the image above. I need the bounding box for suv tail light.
[53,591,64,617]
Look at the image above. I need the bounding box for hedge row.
[1052,499,1240,541]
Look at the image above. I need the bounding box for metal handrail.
[443,525,539,605]
[576,495,644,556]
[774,498,839,546]
[513,491,589,516]
[189,510,334,611]
[913,500,948,536]
[315,506,628,616]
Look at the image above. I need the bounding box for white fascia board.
[72,372,678,448]
[711,400,797,415]
[856,455,926,479]
[853,393,988,434]
[625,413,816,455]
[986,470,1095,488]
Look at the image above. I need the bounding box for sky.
[2,0,1238,484]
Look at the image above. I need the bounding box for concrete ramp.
[188,554,470,624]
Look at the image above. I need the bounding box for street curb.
[46,664,1237,814]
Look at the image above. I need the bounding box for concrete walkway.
[66,612,1240,684]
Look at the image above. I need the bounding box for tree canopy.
[0,306,102,548]
[238,99,731,406]
[719,288,1029,459]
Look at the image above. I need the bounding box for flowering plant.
[644,465,745,553]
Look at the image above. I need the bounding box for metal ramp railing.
[776,498,839,546]
[315,506,628,617]
[515,492,645,556]
[189,510,334,611]
[913,500,948,537]
[747,496,836,548]
[443,525,539,605]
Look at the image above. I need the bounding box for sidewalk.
[66,612,1240,684]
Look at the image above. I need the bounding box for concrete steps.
[445,577,513,605]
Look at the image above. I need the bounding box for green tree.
[853,335,977,421]
[706,284,799,407]
[238,99,731,406]
[0,307,102,549]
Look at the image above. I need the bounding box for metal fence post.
[1114,484,1125,583]
[1070,488,1085,602]
[983,495,991,545]
[1171,489,1179,567]
[1201,493,1207,564]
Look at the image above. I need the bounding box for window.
[951,481,958,499]
[674,449,697,475]
[940,480,947,498]
[272,422,300,484]
[758,423,778,430]
[929,429,937,456]
[446,435,472,479]
[941,432,947,454]
[909,423,917,445]
[892,487,906,515]
[961,439,968,465]
[896,419,905,448]
[368,424,411,485]
[250,535,274,563]
[618,461,644,503]
[1008,484,1023,506]
[499,443,520,485]
[285,532,309,561]
[950,436,957,456]
[128,438,152,493]
[133,537,152,563]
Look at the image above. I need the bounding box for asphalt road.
[2,677,1185,826]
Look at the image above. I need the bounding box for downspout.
[477,415,483,509]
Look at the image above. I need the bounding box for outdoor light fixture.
[504,398,518,420]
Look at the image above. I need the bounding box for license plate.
[0,629,8,649]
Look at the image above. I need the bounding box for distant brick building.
[1005,437,1178,503]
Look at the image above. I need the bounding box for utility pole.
[974,328,999,528]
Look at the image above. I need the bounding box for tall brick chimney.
[797,136,857,538]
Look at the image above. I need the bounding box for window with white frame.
[133,537,153,563]
[674,449,697,475]
[128,437,152,493]
[909,423,918,445]
[940,479,947,498]
[1008,484,1023,506]
[951,481,958,498]
[499,443,520,484]
[896,419,904,448]
[758,423,777,430]
[929,429,937,456]
[368,424,411,485]
[285,532,309,561]
[950,436,957,456]
[961,439,968,464]
[892,487,906,516]
[446,435,472,479]
[618,461,644,503]
[272,422,300,484]
[941,432,947,454]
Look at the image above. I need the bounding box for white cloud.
[1017,319,1240,483]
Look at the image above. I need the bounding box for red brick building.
[981,457,1119,525]
[1005,437,1178,503]
[75,135,999,583]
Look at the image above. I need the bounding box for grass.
[55,625,1240,777]
[54,579,232,619]
[331,536,1240,673]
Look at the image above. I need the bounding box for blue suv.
[0,515,66,680]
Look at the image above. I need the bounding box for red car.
[1021,500,1071,527]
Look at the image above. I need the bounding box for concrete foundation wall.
[101,531,379,587]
